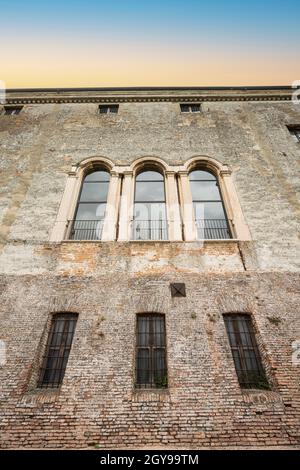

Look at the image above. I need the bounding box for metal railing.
[132,219,168,241]
[195,218,232,239]
[68,219,104,240]
[67,218,231,241]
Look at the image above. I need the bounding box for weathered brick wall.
[0,267,299,448]
[0,90,299,448]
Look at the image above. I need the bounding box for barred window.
[136,314,167,389]
[99,105,119,114]
[180,103,201,113]
[70,169,110,240]
[4,106,23,115]
[223,314,269,390]
[38,313,78,388]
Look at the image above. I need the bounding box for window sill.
[20,388,60,405]
[59,239,240,244]
[132,388,170,402]
[242,389,282,405]
[134,387,169,392]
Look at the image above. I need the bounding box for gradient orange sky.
[1,0,300,88]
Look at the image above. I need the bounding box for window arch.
[70,168,110,240]
[132,168,168,240]
[189,168,231,239]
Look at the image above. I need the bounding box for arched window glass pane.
[70,169,110,240]
[136,171,164,181]
[133,169,168,240]
[189,168,231,239]
[80,182,109,202]
[189,170,216,181]
[85,171,110,182]
[190,181,220,201]
[135,181,165,202]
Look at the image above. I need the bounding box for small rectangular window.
[37,313,78,388]
[3,106,23,115]
[180,104,190,113]
[223,314,269,390]
[180,103,201,113]
[136,314,167,389]
[99,104,119,114]
[287,125,300,143]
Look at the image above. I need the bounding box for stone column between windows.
[117,171,134,241]
[219,170,251,240]
[165,171,182,241]
[102,171,121,241]
[177,171,198,241]
[49,170,78,242]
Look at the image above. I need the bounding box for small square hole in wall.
[170,283,186,297]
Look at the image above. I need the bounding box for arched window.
[132,169,168,240]
[189,169,231,239]
[135,313,167,389]
[70,169,110,240]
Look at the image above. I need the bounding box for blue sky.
[1,0,299,87]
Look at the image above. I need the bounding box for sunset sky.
[1,0,300,88]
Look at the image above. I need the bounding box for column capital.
[67,170,78,177]
[177,170,189,177]
[220,169,232,177]
[165,170,176,177]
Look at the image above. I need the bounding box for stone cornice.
[3,87,298,104]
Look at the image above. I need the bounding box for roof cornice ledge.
[3,86,298,104]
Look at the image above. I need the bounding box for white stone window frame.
[118,156,182,242]
[50,156,121,242]
[178,156,251,241]
[50,155,251,242]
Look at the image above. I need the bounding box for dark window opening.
[136,314,167,389]
[223,314,270,390]
[180,103,201,113]
[99,105,119,114]
[4,106,23,115]
[287,125,300,143]
[37,313,78,388]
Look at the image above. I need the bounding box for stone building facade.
[0,86,299,449]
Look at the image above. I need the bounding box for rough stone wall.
[0,91,299,448]
[0,99,299,270]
